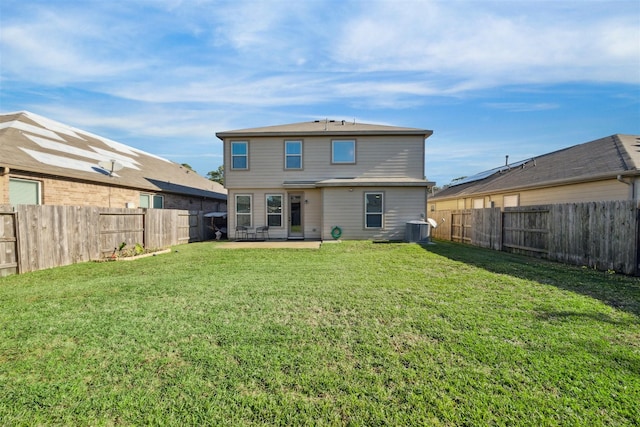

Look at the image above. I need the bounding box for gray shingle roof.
[432,134,639,199]
[0,111,226,200]
[216,120,433,138]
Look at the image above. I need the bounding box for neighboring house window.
[140,194,164,209]
[332,140,356,164]
[231,141,248,170]
[473,198,484,209]
[236,194,252,227]
[9,178,41,206]
[285,140,302,169]
[266,194,283,227]
[503,194,519,207]
[153,195,164,209]
[365,192,384,228]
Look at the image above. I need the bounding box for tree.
[181,163,196,172]
[207,165,224,185]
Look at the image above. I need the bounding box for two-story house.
[216,119,434,241]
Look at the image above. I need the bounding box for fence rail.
[431,200,639,276]
[0,205,211,276]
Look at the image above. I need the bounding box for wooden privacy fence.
[0,207,18,276]
[431,200,639,275]
[0,205,209,276]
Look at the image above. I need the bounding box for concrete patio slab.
[217,240,322,249]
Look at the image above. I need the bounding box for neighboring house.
[216,119,434,240]
[428,134,640,211]
[0,111,227,211]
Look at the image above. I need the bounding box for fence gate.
[451,210,472,243]
[177,211,202,243]
[0,211,18,276]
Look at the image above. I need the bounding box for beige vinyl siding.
[356,136,425,179]
[427,199,458,212]
[302,189,322,240]
[494,180,628,207]
[228,188,322,240]
[518,179,630,205]
[225,135,425,190]
[322,186,426,240]
[429,178,632,211]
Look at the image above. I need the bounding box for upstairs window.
[365,192,384,228]
[231,141,248,170]
[285,140,303,169]
[332,140,356,164]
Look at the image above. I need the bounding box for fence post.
[633,202,640,276]
[143,209,148,250]
[0,207,20,276]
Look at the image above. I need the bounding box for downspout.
[617,174,636,201]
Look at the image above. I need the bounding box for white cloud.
[1,6,144,82]
[334,0,640,85]
[484,103,559,112]
[2,0,638,183]
[3,0,636,107]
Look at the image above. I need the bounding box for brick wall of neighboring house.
[43,176,140,207]
[2,171,226,211]
[5,172,146,208]
[0,172,8,204]
[163,193,226,212]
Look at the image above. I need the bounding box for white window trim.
[284,140,303,170]
[231,141,249,170]
[473,198,484,209]
[364,192,384,229]
[265,194,283,227]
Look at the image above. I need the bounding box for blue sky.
[1,0,638,186]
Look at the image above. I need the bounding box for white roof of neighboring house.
[0,111,226,200]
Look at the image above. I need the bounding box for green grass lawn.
[1,241,638,426]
